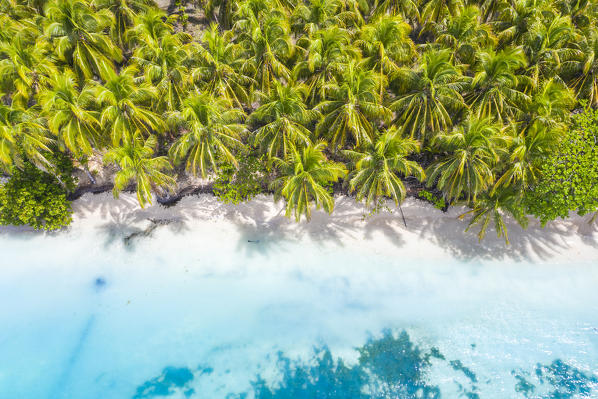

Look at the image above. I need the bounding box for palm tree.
[0,37,56,108]
[240,13,294,95]
[0,103,53,172]
[426,116,508,204]
[272,141,347,221]
[494,79,574,190]
[459,187,528,245]
[132,32,193,112]
[94,67,164,146]
[494,0,547,47]
[562,31,598,106]
[168,93,247,178]
[315,60,391,150]
[250,81,317,159]
[39,71,103,157]
[372,0,419,21]
[232,0,274,32]
[435,5,496,66]
[467,47,531,123]
[356,15,415,99]
[44,0,122,80]
[420,0,464,26]
[344,127,424,207]
[522,15,577,83]
[290,0,343,35]
[293,26,358,105]
[104,133,175,207]
[390,49,467,146]
[191,25,254,108]
[125,8,174,48]
[92,0,153,49]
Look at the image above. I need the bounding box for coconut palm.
[250,81,317,159]
[426,116,508,204]
[390,49,467,146]
[315,60,392,150]
[420,0,464,25]
[240,13,294,95]
[290,0,343,35]
[232,0,274,32]
[92,0,153,48]
[494,80,573,190]
[94,67,164,146]
[125,8,173,48]
[344,127,424,206]
[494,0,546,47]
[435,5,496,65]
[467,47,531,122]
[132,32,193,112]
[372,0,419,21]
[460,187,528,245]
[39,71,102,157]
[562,31,598,106]
[522,15,578,83]
[272,141,347,221]
[293,26,358,105]
[356,15,415,99]
[104,133,175,207]
[0,103,53,171]
[168,93,247,178]
[0,37,56,107]
[191,25,254,108]
[44,0,122,80]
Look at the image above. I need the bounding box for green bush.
[418,189,447,211]
[213,151,268,204]
[0,153,75,231]
[526,106,598,225]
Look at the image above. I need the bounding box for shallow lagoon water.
[1,194,597,398]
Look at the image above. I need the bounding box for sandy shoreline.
[4,192,576,264]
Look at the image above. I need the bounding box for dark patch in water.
[133,367,194,398]
[94,277,106,290]
[51,315,96,397]
[512,360,598,398]
[513,371,535,397]
[450,360,478,383]
[253,348,368,399]
[131,332,597,399]
[246,330,446,399]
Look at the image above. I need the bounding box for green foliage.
[1,0,597,241]
[213,151,268,204]
[0,152,74,230]
[526,106,598,225]
[417,189,446,211]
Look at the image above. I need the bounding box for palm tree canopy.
[272,141,347,221]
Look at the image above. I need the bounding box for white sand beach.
[66,191,598,264]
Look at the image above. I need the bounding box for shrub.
[0,152,75,230]
[213,151,268,204]
[526,106,598,225]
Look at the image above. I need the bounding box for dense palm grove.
[1,0,597,241]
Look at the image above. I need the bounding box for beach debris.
[123,218,175,247]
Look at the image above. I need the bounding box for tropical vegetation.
[0,0,597,241]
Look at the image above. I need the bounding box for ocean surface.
[1,199,597,399]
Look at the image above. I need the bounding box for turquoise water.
[0,207,597,398]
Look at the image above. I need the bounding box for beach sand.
[64,191,598,264]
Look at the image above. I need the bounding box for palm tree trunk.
[83,164,96,185]
[398,201,407,227]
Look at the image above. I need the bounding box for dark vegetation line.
[0,0,597,242]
